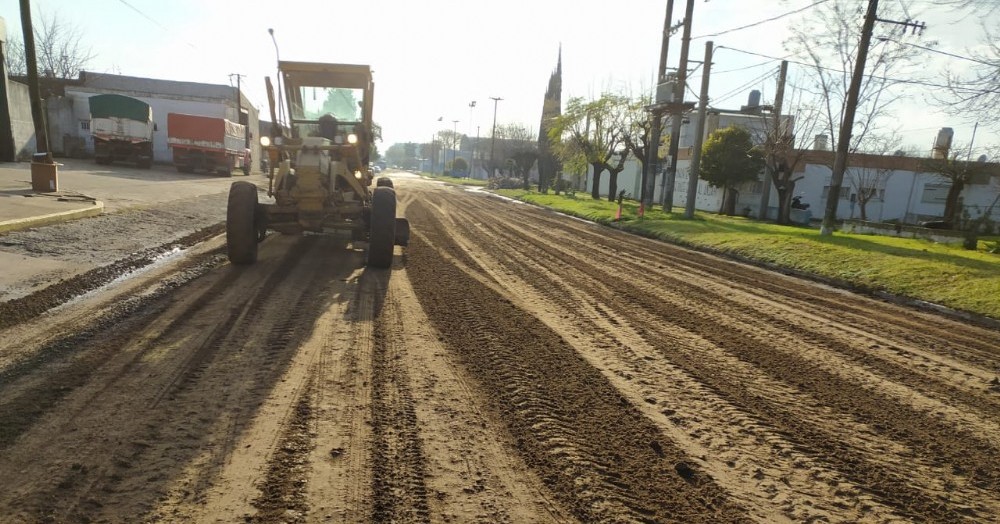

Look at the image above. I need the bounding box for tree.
[699,126,765,216]
[549,95,627,200]
[784,0,922,154]
[939,31,1000,129]
[3,10,94,78]
[921,150,994,226]
[497,123,537,189]
[753,95,822,225]
[847,134,900,221]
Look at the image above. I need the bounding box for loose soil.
[0,177,997,523]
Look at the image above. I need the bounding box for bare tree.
[920,147,994,225]
[4,10,94,79]
[550,96,619,200]
[847,133,901,221]
[939,29,1000,130]
[754,86,824,224]
[496,123,538,189]
[784,0,923,154]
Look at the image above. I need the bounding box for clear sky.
[1,0,995,155]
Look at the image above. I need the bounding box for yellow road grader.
[226,61,407,268]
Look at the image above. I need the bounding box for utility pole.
[642,0,675,211]
[821,0,924,234]
[661,0,695,212]
[759,60,788,221]
[451,119,459,173]
[684,40,712,219]
[230,73,249,148]
[19,0,48,155]
[489,96,503,178]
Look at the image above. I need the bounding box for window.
[821,186,852,201]
[80,120,90,131]
[921,183,950,204]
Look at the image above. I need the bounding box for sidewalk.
[0,159,265,233]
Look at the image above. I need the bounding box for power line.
[716,45,997,94]
[715,58,781,74]
[712,67,780,105]
[117,0,197,50]
[877,37,996,66]
[692,0,832,39]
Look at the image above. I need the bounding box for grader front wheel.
[227,181,259,265]
[367,186,397,268]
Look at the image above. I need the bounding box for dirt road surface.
[1,175,998,523]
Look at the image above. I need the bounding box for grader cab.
[226,61,407,268]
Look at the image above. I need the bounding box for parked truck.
[167,113,251,176]
[88,94,154,168]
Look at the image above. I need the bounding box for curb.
[0,201,105,233]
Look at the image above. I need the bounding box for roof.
[74,71,254,109]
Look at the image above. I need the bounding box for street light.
[468,101,476,178]
[267,28,284,126]
[451,119,460,176]
[489,96,503,178]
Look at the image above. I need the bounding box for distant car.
[373,165,382,174]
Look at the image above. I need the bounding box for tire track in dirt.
[524,204,999,363]
[466,197,998,521]
[425,198,906,522]
[0,250,228,450]
[410,187,1000,522]
[406,200,752,523]
[369,271,433,523]
[525,211,1000,399]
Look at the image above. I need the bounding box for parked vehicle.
[88,94,154,168]
[167,113,251,176]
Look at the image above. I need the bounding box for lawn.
[493,189,1000,320]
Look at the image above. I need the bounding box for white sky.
[1,0,996,154]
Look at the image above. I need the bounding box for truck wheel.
[227,181,258,265]
[367,186,396,269]
[376,176,394,188]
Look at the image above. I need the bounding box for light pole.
[468,100,476,178]
[451,119,460,176]
[489,96,503,178]
[267,28,284,126]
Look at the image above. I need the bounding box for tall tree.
[497,123,537,188]
[921,150,994,226]
[549,95,626,200]
[847,133,901,221]
[4,10,93,78]
[536,47,562,192]
[699,126,765,215]
[783,0,922,154]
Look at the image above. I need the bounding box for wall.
[8,80,36,160]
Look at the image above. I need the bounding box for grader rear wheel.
[227,181,258,265]
[367,186,396,268]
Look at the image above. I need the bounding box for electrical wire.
[117,0,197,50]
[716,45,997,94]
[712,67,780,106]
[692,0,832,39]
[877,37,996,67]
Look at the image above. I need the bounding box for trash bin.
[30,152,60,193]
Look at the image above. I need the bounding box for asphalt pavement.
[0,159,264,233]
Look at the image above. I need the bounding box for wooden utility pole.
[684,40,712,219]
[19,0,48,155]
[661,0,695,212]
[759,60,788,221]
[821,0,878,235]
[642,0,675,209]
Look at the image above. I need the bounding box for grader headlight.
[347,133,358,145]
[260,136,271,147]
[354,170,363,179]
